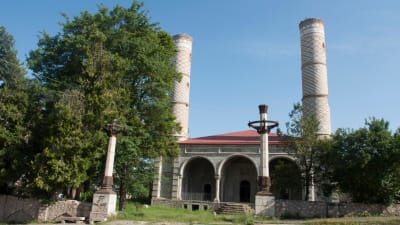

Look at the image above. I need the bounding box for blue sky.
[1,1,400,138]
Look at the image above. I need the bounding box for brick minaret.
[299,18,331,137]
[172,34,193,141]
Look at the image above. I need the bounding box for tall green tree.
[0,26,31,194]
[285,103,331,200]
[30,89,90,197]
[27,2,180,202]
[114,134,155,209]
[330,118,400,203]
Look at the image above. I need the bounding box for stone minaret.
[152,34,193,201]
[299,18,331,137]
[172,34,193,141]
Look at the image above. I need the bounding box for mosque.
[151,18,331,210]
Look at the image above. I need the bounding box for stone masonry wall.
[38,199,92,222]
[0,194,41,223]
[152,198,217,211]
[0,195,91,223]
[154,198,400,218]
[275,199,400,218]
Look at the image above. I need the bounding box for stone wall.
[152,198,216,211]
[153,198,400,219]
[275,199,400,218]
[0,195,92,223]
[39,199,92,222]
[0,194,41,223]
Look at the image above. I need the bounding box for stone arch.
[269,156,302,200]
[219,154,258,203]
[269,154,296,162]
[180,156,216,176]
[217,154,258,177]
[181,156,215,201]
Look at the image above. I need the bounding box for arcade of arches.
[179,156,302,203]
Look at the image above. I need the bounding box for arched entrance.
[220,155,257,203]
[182,157,215,201]
[270,157,302,200]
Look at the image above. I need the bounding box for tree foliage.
[26,2,180,201]
[328,118,400,203]
[285,102,331,200]
[270,158,302,200]
[0,26,32,194]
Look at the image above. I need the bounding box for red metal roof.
[178,130,287,145]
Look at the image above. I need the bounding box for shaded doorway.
[270,158,302,200]
[182,157,215,201]
[204,184,212,201]
[240,180,250,202]
[221,156,257,203]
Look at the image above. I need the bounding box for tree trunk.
[304,165,310,201]
[118,180,126,211]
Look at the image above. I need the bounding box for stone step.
[215,203,254,215]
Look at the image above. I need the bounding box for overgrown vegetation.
[284,103,400,204]
[284,103,332,201]
[111,201,400,225]
[322,118,400,204]
[114,201,258,224]
[1,1,180,207]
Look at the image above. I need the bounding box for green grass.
[110,201,400,225]
[112,201,264,224]
[302,217,400,225]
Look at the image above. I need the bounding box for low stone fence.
[275,199,400,218]
[152,198,400,218]
[152,198,217,211]
[0,194,42,222]
[0,194,92,223]
[39,199,92,221]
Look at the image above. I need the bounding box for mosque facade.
[151,18,331,207]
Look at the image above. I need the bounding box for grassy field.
[108,201,400,225]
[111,201,259,224]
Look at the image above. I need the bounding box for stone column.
[102,135,116,189]
[257,105,271,195]
[309,169,316,201]
[151,156,163,200]
[251,105,275,217]
[177,175,182,200]
[90,119,119,222]
[214,175,220,202]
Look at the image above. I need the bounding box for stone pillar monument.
[257,105,271,195]
[299,18,331,138]
[248,105,278,216]
[90,119,119,222]
[171,33,193,141]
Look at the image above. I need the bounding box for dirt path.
[31,216,400,225]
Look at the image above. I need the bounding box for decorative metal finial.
[248,105,279,134]
[107,119,120,136]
